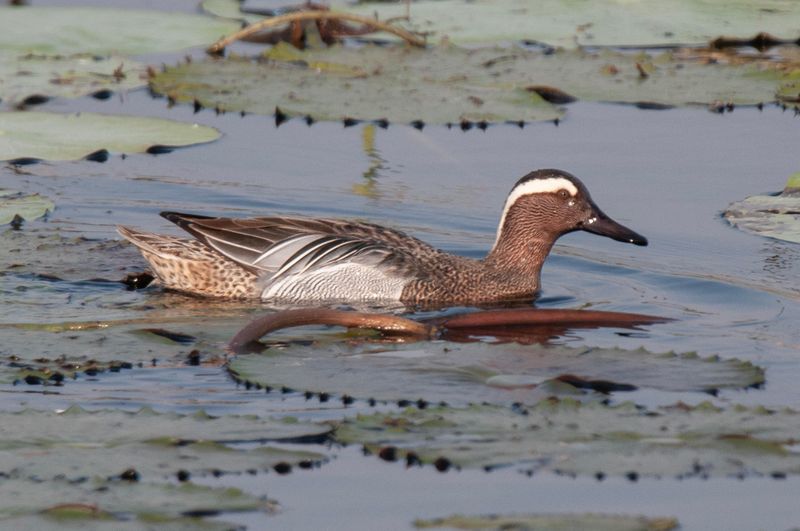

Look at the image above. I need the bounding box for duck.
[117,169,647,305]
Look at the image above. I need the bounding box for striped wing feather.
[161,212,433,281]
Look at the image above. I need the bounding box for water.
[2,12,800,529]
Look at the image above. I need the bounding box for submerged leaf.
[0,112,219,162]
[0,54,146,107]
[336,401,800,478]
[228,341,764,406]
[414,513,679,531]
[0,190,54,225]
[0,6,239,55]
[336,0,800,48]
[0,406,328,481]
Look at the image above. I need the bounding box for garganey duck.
[117,169,646,305]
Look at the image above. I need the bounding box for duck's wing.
[160,212,426,279]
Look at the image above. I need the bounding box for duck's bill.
[582,211,648,246]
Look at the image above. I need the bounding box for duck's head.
[492,169,648,252]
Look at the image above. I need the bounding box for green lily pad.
[0,54,146,107]
[0,478,264,530]
[0,230,264,385]
[336,400,800,478]
[0,190,54,225]
[0,406,328,481]
[336,0,800,48]
[150,44,787,125]
[149,46,563,124]
[228,340,764,406]
[414,513,678,531]
[0,111,220,162]
[724,191,800,244]
[0,6,239,56]
[202,0,266,25]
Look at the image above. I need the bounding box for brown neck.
[484,218,558,285]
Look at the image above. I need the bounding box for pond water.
[2,5,800,529]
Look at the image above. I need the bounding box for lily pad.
[0,111,220,162]
[228,340,764,406]
[336,400,800,478]
[0,406,328,481]
[0,478,264,530]
[337,0,800,48]
[0,190,54,225]
[0,54,146,107]
[149,46,562,124]
[150,44,788,125]
[414,513,678,531]
[0,6,239,56]
[724,182,800,244]
[0,230,264,385]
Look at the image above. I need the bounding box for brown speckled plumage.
[117,169,647,305]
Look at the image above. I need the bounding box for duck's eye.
[558,189,570,199]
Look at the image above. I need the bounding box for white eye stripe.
[491,177,579,249]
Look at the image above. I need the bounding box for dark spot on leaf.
[24,375,43,385]
[273,462,292,475]
[84,149,109,163]
[378,446,397,462]
[91,89,113,100]
[146,145,174,155]
[526,85,577,104]
[119,468,139,482]
[141,328,196,344]
[434,457,451,472]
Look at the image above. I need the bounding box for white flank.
[491,177,579,249]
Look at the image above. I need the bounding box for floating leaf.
[0,406,328,481]
[724,186,800,244]
[150,44,787,125]
[0,112,220,162]
[336,0,800,48]
[0,190,54,225]
[0,478,263,530]
[202,0,266,25]
[0,6,239,55]
[336,400,800,478]
[229,340,764,406]
[414,513,678,531]
[0,231,262,385]
[149,46,562,124]
[0,54,146,107]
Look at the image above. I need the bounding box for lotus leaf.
[336,0,800,48]
[415,513,678,531]
[0,406,328,481]
[336,400,800,478]
[0,54,146,107]
[0,478,263,530]
[0,112,220,162]
[228,340,764,406]
[0,190,54,225]
[0,7,239,55]
[150,44,787,125]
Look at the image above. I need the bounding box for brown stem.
[228,308,433,353]
[207,11,426,54]
[434,308,669,329]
